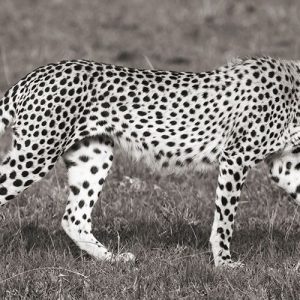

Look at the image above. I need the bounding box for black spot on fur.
[70,185,80,195]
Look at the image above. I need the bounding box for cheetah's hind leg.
[62,136,135,263]
[0,137,58,207]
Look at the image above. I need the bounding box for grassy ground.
[1,0,300,298]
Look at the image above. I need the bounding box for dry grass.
[1,0,300,299]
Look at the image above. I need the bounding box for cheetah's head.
[269,154,300,205]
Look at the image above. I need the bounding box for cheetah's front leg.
[62,136,134,263]
[210,158,249,267]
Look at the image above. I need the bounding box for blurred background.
[1,0,300,94]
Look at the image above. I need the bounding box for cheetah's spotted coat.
[1,57,300,266]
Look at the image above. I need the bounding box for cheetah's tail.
[0,86,17,135]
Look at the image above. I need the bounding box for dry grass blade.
[143,55,154,69]
[0,267,89,284]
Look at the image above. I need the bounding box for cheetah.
[0,56,299,267]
